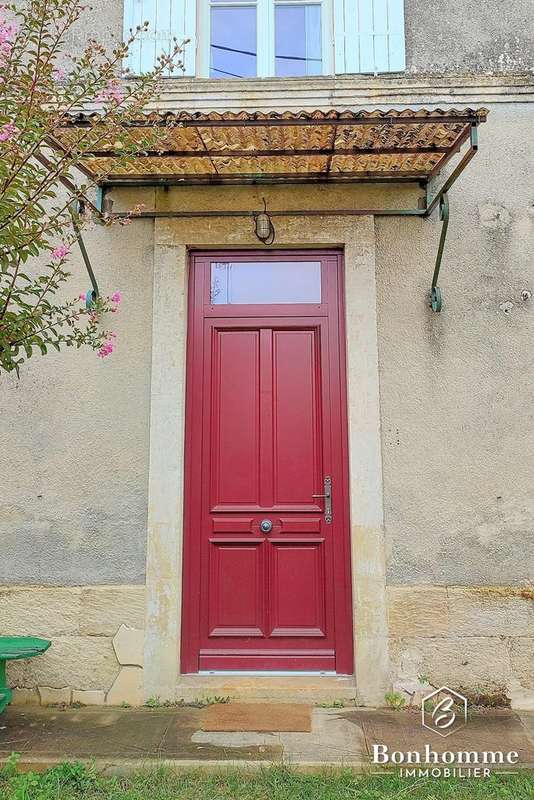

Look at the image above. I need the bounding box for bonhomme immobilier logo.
[371,686,520,779]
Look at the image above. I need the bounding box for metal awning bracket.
[69,200,99,307]
[429,193,449,312]
[95,186,114,220]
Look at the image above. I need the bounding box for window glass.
[275,4,322,76]
[210,3,257,78]
[210,261,322,304]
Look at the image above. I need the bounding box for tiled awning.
[55,107,487,186]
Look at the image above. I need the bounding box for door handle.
[312,476,332,524]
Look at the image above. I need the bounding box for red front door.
[182,251,353,673]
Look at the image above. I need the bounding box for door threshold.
[177,673,357,703]
[198,670,337,676]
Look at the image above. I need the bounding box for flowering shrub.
[0,0,185,373]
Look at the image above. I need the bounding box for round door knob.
[260,519,273,533]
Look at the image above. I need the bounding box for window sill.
[155,72,407,81]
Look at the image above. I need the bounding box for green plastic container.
[0,636,51,712]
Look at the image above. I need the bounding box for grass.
[384,693,407,711]
[0,761,533,800]
[144,695,231,709]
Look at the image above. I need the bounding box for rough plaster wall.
[0,219,154,585]
[66,0,124,56]
[10,0,123,61]
[376,104,534,585]
[404,0,534,75]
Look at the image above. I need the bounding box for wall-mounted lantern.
[254,198,275,245]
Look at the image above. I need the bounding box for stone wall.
[5,583,534,707]
[388,586,534,709]
[2,586,146,706]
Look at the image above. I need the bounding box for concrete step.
[175,675,358,704]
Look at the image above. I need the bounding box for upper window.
[124,0,405,78]
[206,0,328,78]
[275,4,323,77]
[209,0,258,78]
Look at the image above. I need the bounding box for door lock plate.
[312,476,332,523]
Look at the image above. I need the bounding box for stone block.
[72,689,106,706]
[0,587,81,636]
[448,588,534,637]
[11,688,39,706]
[7,636,119,691]
[38,686,72,706]
[106,666,143,706]
[387,586,449,637]
[510,638,534,689]
[390,636,511,690]
[112,625,144,667]
[507,679,534,711]
[79,586,145,636]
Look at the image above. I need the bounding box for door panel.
[182,251,353,674]
[273,329,320,505]
[212,329,260,507]
[269,539,326,637]
[208,539,265,637]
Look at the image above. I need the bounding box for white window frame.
[198,0,334,78]
[123,0,404,77]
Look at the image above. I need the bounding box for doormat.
[201,703,312,733]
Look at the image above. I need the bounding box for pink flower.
[96,79,124,105]
[111,291,121,305]
[51,244,70,261]
[0,14,17,63]
[52,67,66,81]
[0,122,17,142]
[79,292,86,302]
[0,15,17,42]
[97,338,115,358]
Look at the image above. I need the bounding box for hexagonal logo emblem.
[421,686,468,738]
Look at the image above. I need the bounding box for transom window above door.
[123,0,406,78]
[210,260,322,303]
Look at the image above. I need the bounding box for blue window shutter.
[123,0,196,75]
[385,0,406,72]
[336,0,405,74]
